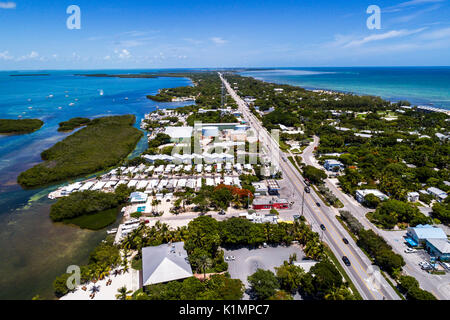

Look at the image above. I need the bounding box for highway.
[219,73,401,300]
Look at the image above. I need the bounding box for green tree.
[248,269,280,300]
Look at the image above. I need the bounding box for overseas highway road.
[219,73,401,300]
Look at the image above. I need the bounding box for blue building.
[425,239,450,262]
[406,224,447,246]
[324,159,344,171]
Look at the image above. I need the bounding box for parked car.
[293,215,300,221]
[342,238,349,244]
[404,248,416,253]
[316,202,321,207]
[263,242,267,248]
[230,256,235,261]
[305,186,311,193]
[320,224,326,231]
[342,256,351,266]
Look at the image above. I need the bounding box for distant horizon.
[2,65,450,72]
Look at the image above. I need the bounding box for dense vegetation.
[58,117,91,131]
[370,199,431,229]
[50,184,133,229]
[17,115,143,188]
[146,72,224,107]
[133,274,244,300]
[186,111,238,126]
[248,258,355,300]
[53,238,121,297]
[339,210,405,277]
[397,275,437,300]
[432,197,450,225]
[0,118,43,134]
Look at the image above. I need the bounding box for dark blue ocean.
[240,67,450,111]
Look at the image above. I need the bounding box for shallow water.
[0,70,194,299]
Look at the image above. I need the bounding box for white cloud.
[16,51,39,61]
[114,49,131,59]
[0,2,16,9]
[343,28,426,47]
[384,0,444,12]
[210,37,228,45]
[0,51,13,60]
[419,27,450,40]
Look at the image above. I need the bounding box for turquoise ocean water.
[240,67,450,110]
[0,70,194,299]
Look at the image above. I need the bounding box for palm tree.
[115,286,132,300]
[196,255,213,281]
[121,258,130,274]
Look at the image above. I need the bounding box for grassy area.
[17,115,143,188]
[62,207,119,230]
[0,118,44,134]
[323,245,363,300]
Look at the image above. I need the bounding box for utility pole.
[301,189,305,217]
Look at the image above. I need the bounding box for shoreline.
[239,71,450,114]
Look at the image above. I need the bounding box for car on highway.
[342,256,351,266]
[320,224,326,231]
[316,202,321,207]
[342,238,349,244]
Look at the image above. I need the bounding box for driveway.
[223,244,306,299]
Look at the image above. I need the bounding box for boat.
[48,94,54,98]
[58,107,62,110]
[69,103,74,106]
[99,89,104,96]
[27,98,31,102]
[65,95,69,98]
[106,228,118,234]
[125,97,129,100]
[28,106,32,109]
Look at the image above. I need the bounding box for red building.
[252,197,289,210]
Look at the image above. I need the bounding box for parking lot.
[223,244,306,299]
[378,229,450,299]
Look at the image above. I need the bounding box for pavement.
[220,73,401,300]
[223,245,306,300]
[300,134,450,300]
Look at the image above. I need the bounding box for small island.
[0,118,44,134]
[58,117,91,131]
[17,115,143,188]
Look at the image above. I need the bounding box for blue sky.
[0,0,449,69]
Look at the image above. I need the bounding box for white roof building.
[164,126,193,140]
[141,242,193,286]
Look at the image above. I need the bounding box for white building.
[355,189,388,203]
[427,187,448,202]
